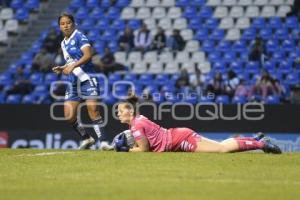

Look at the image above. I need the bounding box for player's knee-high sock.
[234,138,264,152]
[91,118,107,141]
[71,120,90,140]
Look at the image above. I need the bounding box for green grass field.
[0,149,299,200]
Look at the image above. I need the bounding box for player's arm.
[129,136,150,152]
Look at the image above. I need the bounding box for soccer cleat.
[253,132,265,141]
[99,141,114,151]
[78,137,95,150]
[261,137,282,154]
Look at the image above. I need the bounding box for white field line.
[16,151,73,157]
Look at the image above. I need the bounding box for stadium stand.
[0,0,299,105]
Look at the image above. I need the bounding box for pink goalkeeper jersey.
[130,115,172,152]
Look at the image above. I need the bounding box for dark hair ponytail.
[122,95,139,116]
[58,12,75,25]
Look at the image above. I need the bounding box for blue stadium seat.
[115,0,130,8]
[183,7,197,19]
[108,73,122,83]
[241,28,256,41]
[285,17,298,29]
[223,51,236,63]
[232,96,247,104]
[272,51,285,62]
[33,85,48,95]
[266,39,279,53]
[75,7,89,21]
[22,94,37,104]
[86,0,99,8]
[264,60,276,72]
[290,28,299,39]
[123,73,137,82]
[282,39,295,52]
[268,17,282,29]
[69,0,85,10]
[208,51,221,62]
[10,0,24,9]
[215,95,229,104]
[102,30,116,41]
[111,19,126,31]
[245,62,260,74]
[233,40,246,52]
[155,74,169,85]
[97,19,110,30]
[201,40,215,52]
[218,40,231,52]
[284,73,299,85]
[24,0,39,11]
[161,84,176,93]
[265,95,280,104]
[230,61,244,74]
[213,61,227,73]
[190,0,205,7]
[80,19,95,32]
[30,73,44,85]
[144,84,159,94]
[194,29,208,41]
[93,41,105,54]
[210,29,225,41]
[252,17,266,29]
[101,0,112,8]
[139,74,154,86]
[114,84,129,97]
[20,52,34,65]
[274,28,289,40]
[87,29,100,42]
[278,61,293,74]
[259,28,272,40]
[127,19,141,30]
[203,18,219,29]
[102,94,118,104]
[189,18,202,30]
[90,7,104,20]
[107,7,120,19]
[108,41,119,52]
[6,94,22,104]
[44,73,58,85]
[176,0,190,7]
[0,73,13,86]
[199,6,213,18]
[14,8,29,21]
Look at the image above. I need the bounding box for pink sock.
[234,138,264,152]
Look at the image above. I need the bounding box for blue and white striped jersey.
[61,29,94,83]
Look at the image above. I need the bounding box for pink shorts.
[169,128,201,152]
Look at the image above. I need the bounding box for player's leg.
[196,135,281,154]
[86,99,113,150]
[64,100,95,149]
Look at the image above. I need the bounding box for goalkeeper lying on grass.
[114,96,281,154]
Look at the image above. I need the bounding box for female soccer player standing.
[53,13,110,149]
[117,96,282,154]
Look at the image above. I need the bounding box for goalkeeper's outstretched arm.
[129,137,150,152]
